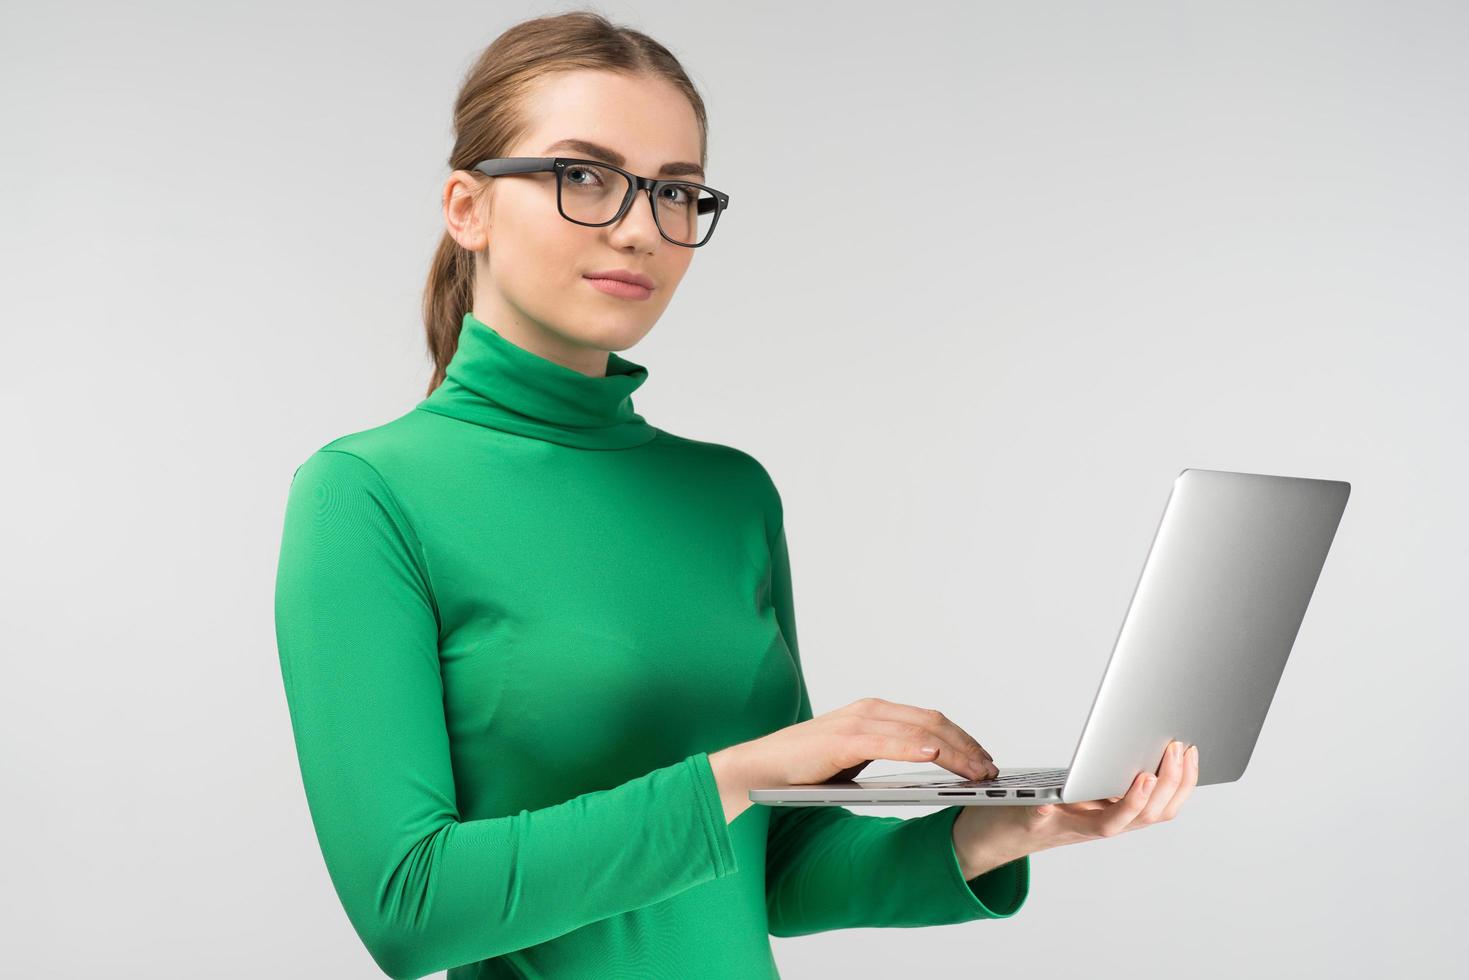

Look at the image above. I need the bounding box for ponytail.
[422,230,477,396]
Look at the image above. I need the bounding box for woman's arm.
[274,449,738,980]
[760,518,1031,936]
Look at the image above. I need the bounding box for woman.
[273,10,1198,979]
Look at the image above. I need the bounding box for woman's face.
[444,69,705,373]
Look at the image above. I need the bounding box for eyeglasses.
[471,156,730,248]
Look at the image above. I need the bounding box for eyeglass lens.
[559,163,716,246]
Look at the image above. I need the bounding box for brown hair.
[422,9,710,395]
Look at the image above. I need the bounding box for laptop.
[749,467,1350,807]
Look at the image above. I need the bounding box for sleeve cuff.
[936,805,1031,919]
[687,751,740,879]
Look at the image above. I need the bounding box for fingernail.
[1188,744,1198,762]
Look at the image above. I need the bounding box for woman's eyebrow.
[541,138,705,178]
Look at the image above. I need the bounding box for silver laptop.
[749,467,1350,807]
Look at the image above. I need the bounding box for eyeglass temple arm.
[471,157,557,176]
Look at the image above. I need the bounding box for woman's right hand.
[708,697,999,823]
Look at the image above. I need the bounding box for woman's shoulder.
[289,407,438,490]
[649,427,784,516]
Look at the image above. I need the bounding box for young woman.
[273,11,1198,979]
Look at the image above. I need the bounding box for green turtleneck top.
[273,312,1030,980]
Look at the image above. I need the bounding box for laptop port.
[937,791,976,796]
[1016,790,1036,798]
[985,790,1007,798]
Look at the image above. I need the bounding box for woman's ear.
[444,171,492,252]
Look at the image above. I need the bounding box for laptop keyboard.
[946,767,1069,787]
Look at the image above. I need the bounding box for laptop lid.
[1057,467,1350,802]
[748,467,1351,806]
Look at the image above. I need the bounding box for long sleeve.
[762,521,1030,936]
[274,449,738,980]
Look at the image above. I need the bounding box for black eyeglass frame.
[470,156,730,248]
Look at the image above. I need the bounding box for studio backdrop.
[1,1,1462,977]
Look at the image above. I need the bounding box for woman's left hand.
[951,739,1200,878]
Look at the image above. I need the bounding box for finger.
[921,710,996,769]
[1158,743,1200,821]
[843,723,972,774]
[1136,740,1188,825]
[849,700,996,777]
[853,699,994,764]
[854,717,994,780]
[856,699,997,777]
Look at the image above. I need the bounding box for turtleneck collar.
[415,312,658,450]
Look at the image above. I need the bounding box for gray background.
[2,0,1462,976]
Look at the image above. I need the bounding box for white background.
[2,1,1462,976]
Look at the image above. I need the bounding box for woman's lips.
[584,276,653,300]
